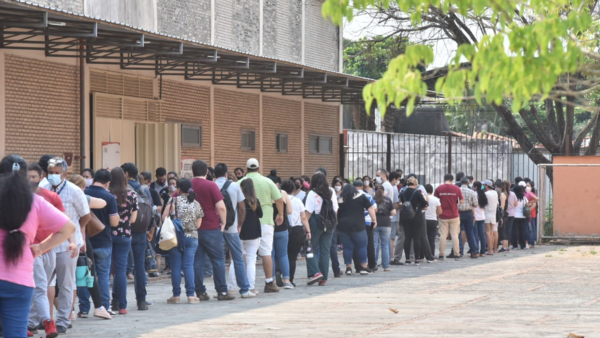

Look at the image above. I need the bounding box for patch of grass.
[545,254,553,257]
[590,247,597,255]
[558,248,567,252]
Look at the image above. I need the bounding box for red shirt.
[191,178,224,231]
[525,192,537,218]
[34,187,66,245]
[434,183,464,220]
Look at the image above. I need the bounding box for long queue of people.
[0,152,540,338]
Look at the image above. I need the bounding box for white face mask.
[48,174,63,187]
[364,180,370,186]
[168,185,176,192]
[525,187,532,192]
[85,178,93,187]
[375,177,382,184]
[334,186,342,192]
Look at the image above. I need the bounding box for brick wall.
[160,80,211,162]
[214,89,260,170]
[305,0,339,71]
[304,102,339,176]
[31,0,83,13]
[263,0,302,62]
[5,54,81,172]
[215,0,260,55]
[157,0,211,42]
[262,97,301,179]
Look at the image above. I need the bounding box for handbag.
[86,212,105,238]
[157,198,186,252]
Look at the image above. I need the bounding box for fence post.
[447,134,452,174]
[386,133,391,173]
[339,133,345,178]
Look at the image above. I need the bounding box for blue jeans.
[169,237,198,297]
[0,280,33,338]
[194,229,227,295]
[127,246,134,275]
[77,246,112,312]
[459,210,478,255]
[131,233,147,301]
[306,214,334,280]
[272,231,290,280]
[223,232,250,294]
[528,217,537,245]
[111,235,131,310]
[474,220,487,254]
[329,229,340,275]
[373,226,392,269]
[339,230,368,265]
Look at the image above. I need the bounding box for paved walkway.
[64,244,600,337]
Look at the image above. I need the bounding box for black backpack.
[220,181,236,230]
[400,190,417,222]
[130,184,154,233]
[316,194,336,233]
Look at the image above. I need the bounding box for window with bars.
[242,130,256,151]
[276,133,288,153]
[309,135,332,154]
[181,125,202,148]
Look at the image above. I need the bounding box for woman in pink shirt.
[0,155,75,338]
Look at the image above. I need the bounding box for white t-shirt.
[382,181,395,200]
[484,190,499,217]
[288,196,306,227]
[474,205,486,221]
[305,190,339,215]
[294,190,306,202]
[215,178,245,234]
[514,197,529,218]
[425,194,440,220]
[506,191,517,217]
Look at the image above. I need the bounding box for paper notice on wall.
[181,158,195,179]
[102,142,121,170]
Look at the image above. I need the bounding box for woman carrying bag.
[161,179,204,304]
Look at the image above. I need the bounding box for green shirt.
[240,172,282,225]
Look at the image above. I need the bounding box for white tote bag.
[158,216,178,251]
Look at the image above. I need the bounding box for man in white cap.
[483,180,499,255]
[239,158,284,293]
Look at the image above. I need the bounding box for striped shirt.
[458,185,478,211]
[240,172,282,226]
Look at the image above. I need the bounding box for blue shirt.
[362,191,376,225]
[85,185,119,249]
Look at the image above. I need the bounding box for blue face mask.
[48,174,63,187]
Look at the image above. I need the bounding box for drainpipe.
[79,41,86,169]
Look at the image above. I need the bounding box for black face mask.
[294,183,301,190]
[30,181,40,191]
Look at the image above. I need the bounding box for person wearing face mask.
[333,179,343,197]
[362,176,374,196]
[160,177,179,212]
[521,181,539,248]
[291,177,306,201]
[81,169,94,188]
[40,157,90,334]
[234,168,245,181]
[150,167,167,196]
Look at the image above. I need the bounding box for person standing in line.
[236,179,263,294]
[423,184,441,257]
[362,176,374,196]
[352,180,377,273]
[304,172,338,285]
[81,169,94,187]
[455,172,465,187]
[512,185,531,250]
[373,186,396,271]
[292,177,306,201]
[234,168,245,181]
[0,155,75,338]
[387,172,401,262]
[329,178,343,277]
[271,184,294,289]
[472,182,488,257]
[214,164,256,298]
[525,181,539,248]
[500,181,517,252]
[108,167,138,315]
[482,180,499,255]
[281,180,311,286]
[434,174,464,261]
[162,179,203,304]
[189,160,234,301]
[400,177,432,265]
[238,159,284,293]
[41,157,90,333]
[458,177,479,259]
[150,167,167,196]
[83,169,120,316]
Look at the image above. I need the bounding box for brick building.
[0,0,369,178]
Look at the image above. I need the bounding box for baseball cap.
[518,181,527,187]
[246,158,259,169]
[482,180,494,188]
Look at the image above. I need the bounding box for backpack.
[130,184,154,233]
[316,194,336,233]
[400,190,417,222]
[220,181,236,230]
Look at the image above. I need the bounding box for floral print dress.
[111,188,138,238]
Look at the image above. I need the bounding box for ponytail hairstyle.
[241,179,258,211]
[374,185,385,205]
[473,181,488,208]
[177,178,196,203]
[0,155,32,265]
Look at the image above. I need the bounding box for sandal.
[167,297,180,304]
[187,297,200,304]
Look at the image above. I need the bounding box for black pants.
[512,218,528,249]
[84,237,104,309]
[403,215,422,262]
[426,220,438,257]
[415,213,434,261]
[287,226,305,283]
[330,229,340,275]
[354,225,376,270]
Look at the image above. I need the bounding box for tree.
[344,35,410,79]
[323,0,600,182]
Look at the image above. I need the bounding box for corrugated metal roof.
[9,0,374,83]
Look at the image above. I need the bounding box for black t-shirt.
[273,201,290,233]
[240,199,263,240]
[149,188,162,206]
[375,196,394,227]
[400,187,428,210]
[338,193,373,233]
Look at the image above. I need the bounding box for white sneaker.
[241,291,257,298]
[93,306,112,320]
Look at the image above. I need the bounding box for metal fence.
[343,130,522,187]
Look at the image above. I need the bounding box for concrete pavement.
[61,244,600,337]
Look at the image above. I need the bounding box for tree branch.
[518,107,559,153]
[574,109,599,153]
[544,99,561,144]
